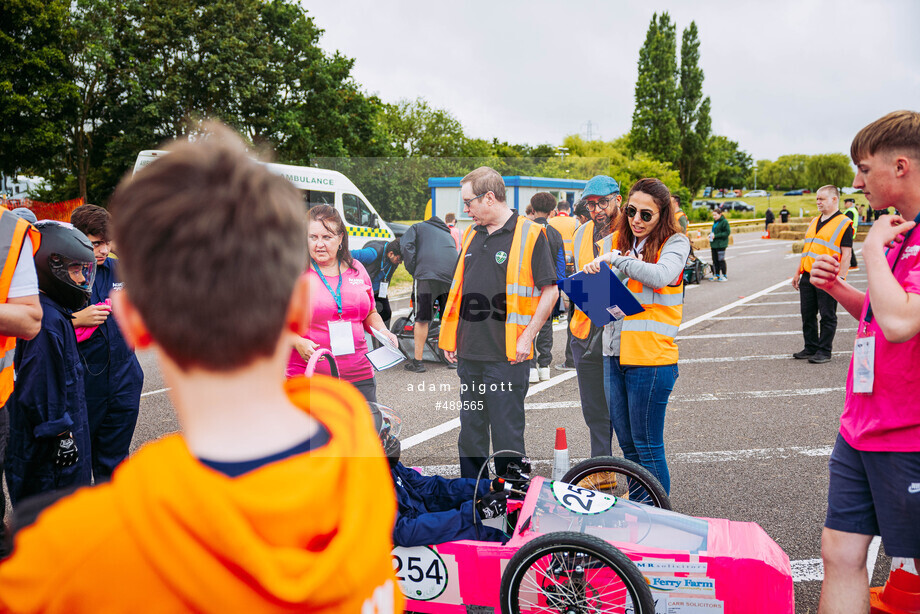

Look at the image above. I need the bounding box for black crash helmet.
[34,221,96,311]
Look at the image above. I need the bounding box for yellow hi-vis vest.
[568,222,614,339]
[0,210,41,406]
[439,216,545,362]
[798,213,853,274]
[548,215,578,264]
[619,244,684,366]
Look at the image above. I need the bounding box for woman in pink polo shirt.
[288,205,398,403]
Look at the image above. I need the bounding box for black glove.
[55,433,78,467]
[476,491,509,520]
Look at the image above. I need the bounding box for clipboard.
[558,265,644,327]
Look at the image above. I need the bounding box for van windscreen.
[303,190,334,209]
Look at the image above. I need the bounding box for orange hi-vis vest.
[439,215,545,361]
[798,213,853,274]
[0,210,41,406]
[619,244,684,366]
[674,210,688,233]
[548,215,578,263]
[568,222,614,339]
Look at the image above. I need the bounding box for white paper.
[378,281,388,299]
[367,345,405,371]
[328,320,356,356]
[372,327,402,353]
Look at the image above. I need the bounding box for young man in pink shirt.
[809,110,920,613]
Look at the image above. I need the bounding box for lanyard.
[631,237,647,258]
[380,252,393,282]
[315,264,344,316]
[862,210,920,330]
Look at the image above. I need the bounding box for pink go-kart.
[393,466,793,614]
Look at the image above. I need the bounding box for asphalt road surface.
[9,230,885,613]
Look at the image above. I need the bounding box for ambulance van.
[133,150,396,249]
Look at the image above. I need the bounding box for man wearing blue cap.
[569,175,621,457]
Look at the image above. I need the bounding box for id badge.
[328,320,356,356]
[378,281,389,299]
[853,332,875,394]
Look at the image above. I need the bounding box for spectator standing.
[0,208,41,553]
[765,206,775,232]
[444,212,462,250]
[809,110,920,614]
[5,221,96,505]
[548,200,579,271]
[780,205,790,223]
[573,201,591,225]
[709,208,731,281]
[585,178,689,496]
[528,192,566,382]
[0,126,402,612]
[842,198,860,269]
[288,205,399,403]
[439,166,558,478]
[670,194,688,234]
[401,215,458,373]
[791,186,853,364]
[351,238,402,328]
[69,204,144,482]
[569,176,621,457]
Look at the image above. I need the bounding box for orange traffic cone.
[551,427,569,482]
[762,229,770,239]
[870,557,920,613]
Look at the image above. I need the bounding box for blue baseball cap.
[582,175,620,198]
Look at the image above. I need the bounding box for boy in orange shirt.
[0,125,402,613]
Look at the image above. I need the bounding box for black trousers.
[711,248,727,276]
[799,273,838,355]
[530,317,554,369]
[0,404,7,552]
[457,359,530,478]
[570,333,612,458]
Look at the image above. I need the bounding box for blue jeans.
[604,358,678,495]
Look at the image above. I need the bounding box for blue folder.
[558,265,644,327]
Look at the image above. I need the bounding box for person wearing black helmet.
[4,220,96,505]
[370,403,510,547]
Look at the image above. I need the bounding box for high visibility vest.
[619,244,684,366]
[439,216,544,361]
[843,206,859,224]
[0,210,41,406]
[674,210,688,234]
[798,214,853,274]
[548,215,578,263]
[568,222,615,339]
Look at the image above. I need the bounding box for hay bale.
[791,241,805,254]
[779,231,804,241]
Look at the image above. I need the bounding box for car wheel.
[499,531,655,614]
[561,456,672,509]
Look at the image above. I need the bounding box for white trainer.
[539,367,551,381]
[529,368,540,383]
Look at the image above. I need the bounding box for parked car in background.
[744,190,769,197]
[722,200,755,212]
[784,189,805,196]
[692,200,720,210]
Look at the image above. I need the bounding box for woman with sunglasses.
[583,178,690,495]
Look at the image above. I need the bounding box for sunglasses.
[626,205,656,223]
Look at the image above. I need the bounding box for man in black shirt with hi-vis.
[439,167,558,478]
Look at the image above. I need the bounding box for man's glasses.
[626,205,656,223]
[462,192,489,207]
[585,196,614,211]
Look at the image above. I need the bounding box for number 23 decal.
[552,481,617,515]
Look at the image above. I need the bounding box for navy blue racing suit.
[392,462,506,547]
[5,294,92,504]
[78,258,143,481]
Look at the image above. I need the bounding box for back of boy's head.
[70,204,110,241]
[108,123,306,371]
[851,110,920,163]
[530,192,556,215]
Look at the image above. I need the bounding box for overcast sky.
[304,0,919,162]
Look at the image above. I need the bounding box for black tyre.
[561,456,672,510]
[499,531,654,614]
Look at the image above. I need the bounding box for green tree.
[706,136,752,189]
[379,98,467,157]
[804,153,854,190]
[0,0,79,177]
[766,154,809,190]
[629,12,679,164]
[675,22,711,195]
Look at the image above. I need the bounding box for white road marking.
[676,445,834,463]
[743,300,800,305]
[709,314,800,319]
[681,351,850,364]
[670,387,844,402]
[141,388,170,397]
[678,278,792,332]
[677,329,856,340]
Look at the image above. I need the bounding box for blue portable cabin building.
[428,176,588,233]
